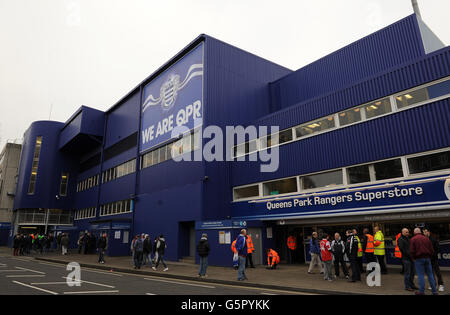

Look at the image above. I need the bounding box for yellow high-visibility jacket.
[374,231,385,256]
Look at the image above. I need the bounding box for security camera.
[55,195,60,200]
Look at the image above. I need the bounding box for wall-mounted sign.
[140,43,204,153]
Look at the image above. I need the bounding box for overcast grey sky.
[0,0,449,149]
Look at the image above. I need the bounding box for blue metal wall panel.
[270,14,426,111]
[257,46,450,131]
[105,90,140,148]
[232,99,450,186]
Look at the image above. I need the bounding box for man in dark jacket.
[345,230,360,282]
[331,232,349,279]
[97,232,108,264]
[397,228,417,291]
[423,228,444,292]
[133,234,144,269]
[197,233,210,277]
[410,228,437,295]
[152,234,168,271]
[143,234,153,267]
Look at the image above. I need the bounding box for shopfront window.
[347,165,371,184]
[263,177,297,196]
[364,98,392,119]
[407,150,450,175]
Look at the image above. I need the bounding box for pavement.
[2,247,449,295]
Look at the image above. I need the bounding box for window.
[347,165,371,184]
[396,79,450,109]
[407,151,450,175]
[339,108,362,126]
[279,129,293,144]
[373,159,403,180]
[302,169,343,190]
[263,177,297,196]
[60,172,69,196]
[295,116,335,138]
[28,136,42,194]
[234,185,260,200]
[364,98,391,119]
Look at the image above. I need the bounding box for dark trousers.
[134,251,143,268]
[333,255,348,277]
[288,249,297,264]
[376,255,388,274]
[245,253,254,268]
[350,257,361,281]
[98,249,105,263]
[431,258,444,286]
[357,256,364,273]
[402,258,416,289]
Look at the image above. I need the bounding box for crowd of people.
[306,225,445,295]
[12,233,55,255]
[129,233,169,271]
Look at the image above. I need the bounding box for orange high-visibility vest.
[287,236,297,250]
[246,235,254,254]
[394,233,402,258]
[231,240,237,254]
[365,234,375,253]
[267,249,280,266]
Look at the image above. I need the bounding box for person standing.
[133,234,144,269]
[373,226,388,274]
[397,228,417,292]
[231,238,238,270]
[423,228,444,292]
[245,234,255,268]
[307,232,323,274]
[197,233,210,277]
[130,235,138,267]
[352,229,364,274]
[235,229,248,281]
[143,234,153,267]
[394,232,404,274]
[152,234,168,271]
[410,228,437,295]
[361,228,376,267]
[320,233,333,281]
[13,234,20,256]
[346,230,361,282]
[287,235,297,264]
[61,233,69,255]
[77,233,84,254]
[266,248,280,269]
[97,232,108,264]
[331,232,349,279]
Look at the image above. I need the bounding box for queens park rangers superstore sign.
[140,43,204,153]
[232,178,450,220]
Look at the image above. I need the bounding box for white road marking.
[61,277,115,288]
[6,275,46,278]
[0,270,27,272]
[15,267,46,274]
[81,268,123,277]
[260,292,277,295]
[63,290,119,295]
[31,282,73,285]
[38,262,66,268]
[146,293,157,295]
[12,281,59,295]
[143,277,216,289]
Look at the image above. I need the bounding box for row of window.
[74,207,96,220]
[99,199,132,217]
[102,159,136,184]
[233,77,450,158]
[28,136,42,195]
[77,174,99,192]
[233,149,450,201]
[141,129,200,169]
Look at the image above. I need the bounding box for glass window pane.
[183,134,191,153]
[396,87,429,109]
[159,146,167,162]
[302,170,343,190]
[279,129,293,144]
[374,159,403,180]
[263,177,297,196]
[339,108,362,126]
[234,185,259,200]
[152,149,160,164]
[364,98,391,119]
[295,116,335,138]
[408,151,450,174]
[347,165,371,184]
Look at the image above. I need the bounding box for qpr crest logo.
[142,63,203,112]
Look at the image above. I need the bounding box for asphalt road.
[0,255,306,296]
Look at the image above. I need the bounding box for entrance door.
[247,228,262,265]
[189,225,196,257]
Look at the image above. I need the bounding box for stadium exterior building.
[11,14,450,267]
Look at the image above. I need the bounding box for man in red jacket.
[410,228,438,295]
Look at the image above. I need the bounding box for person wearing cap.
[235,229,248,281]
[197,233,210,277]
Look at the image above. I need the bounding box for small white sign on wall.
[114,231,121,240]
[267,227,273,239]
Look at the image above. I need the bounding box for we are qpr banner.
[140,43,204,153]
